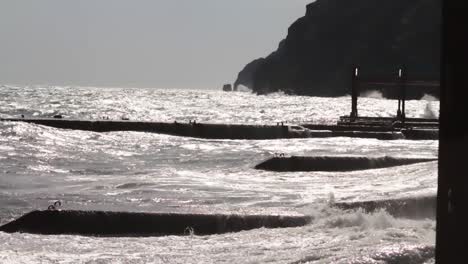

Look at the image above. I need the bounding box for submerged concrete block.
[333,196,436,219]
[0,210,311,237]
[254,156,437,172]
[402,129,439,140]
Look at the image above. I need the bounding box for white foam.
[323,209,395,229]
[361,90,384,99]
[0,86,438,263]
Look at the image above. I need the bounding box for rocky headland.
[235,0,440,99]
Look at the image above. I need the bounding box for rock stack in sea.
[235,0,440,99]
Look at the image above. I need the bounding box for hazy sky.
[0,1,312,89]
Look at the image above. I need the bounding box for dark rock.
[254,156,437,172]
[236,0,441,99]
[0,210,311,237]
[222,84,233,92]
[234,58,266,91]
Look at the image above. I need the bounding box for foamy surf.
[0,86,438,263]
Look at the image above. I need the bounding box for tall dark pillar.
[436,0,468,263]
[397,99,402,118]
[400,67,406,120]
[350,66,359,119]
[397,68,403,119]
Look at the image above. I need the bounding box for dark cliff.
[235,0,441,98]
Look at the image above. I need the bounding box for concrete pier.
[1,118,304,140]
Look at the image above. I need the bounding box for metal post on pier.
[397,67,407,121]
[397,70,402,118]
[350,66,359,120]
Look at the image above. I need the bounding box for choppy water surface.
[0,85,438,263]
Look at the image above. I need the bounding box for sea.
[0,85,439,263]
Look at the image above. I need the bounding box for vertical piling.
[350,66,359,119]
[436,0,468,262]
[397,99,402,118]
[398,67,407,121]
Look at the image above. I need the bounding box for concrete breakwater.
[0,210,311,237]
[0,117,436,140]
[333,196,436,219]
[1,118,312,140]
[0,198,435,237]
[255,156,437,172]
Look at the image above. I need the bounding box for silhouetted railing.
[350,66,440,121]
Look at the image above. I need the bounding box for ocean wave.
[0,86,439,263]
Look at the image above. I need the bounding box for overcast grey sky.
[0,1,312,89]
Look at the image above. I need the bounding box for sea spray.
[423,103,437,119]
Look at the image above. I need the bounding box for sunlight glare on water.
[0,86,439,263]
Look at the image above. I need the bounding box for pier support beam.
[397,67,406,120]
[436,0,468,262]
[350,66,359,119]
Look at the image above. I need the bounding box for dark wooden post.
[436,0,468,262]
[350,66,359,119]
